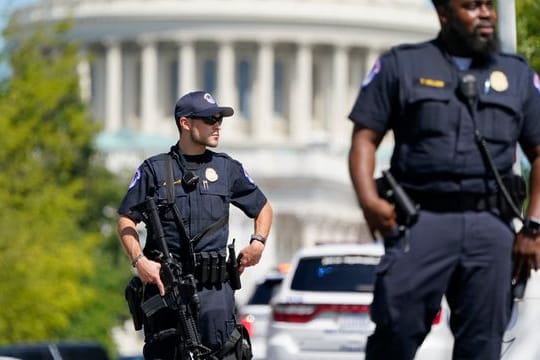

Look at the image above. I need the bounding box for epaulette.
[145,152,170,164]
[210,150,232,160]
[498,51,527,64]
[392,40,433,53]
[210,150,245,168]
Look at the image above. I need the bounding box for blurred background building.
[13,0,437,299]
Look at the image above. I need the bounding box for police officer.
[348,1,540,359]
[117,90,273,359]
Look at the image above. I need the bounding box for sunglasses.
[189,116,223,126]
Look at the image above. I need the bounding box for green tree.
[0,19,129,353]
[517,0,540,72]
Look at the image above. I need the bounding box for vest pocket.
[477,93,521,144]
[199,183,229,219]
[404,88,453,137]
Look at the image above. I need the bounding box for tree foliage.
[0,19,129,353]
[517,0,540,73]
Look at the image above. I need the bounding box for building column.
[140,39,158,134]
[77,47,91,103]
[217,40,237,109]
[105,39,122,133]
[331,45,349,144]
[291,42,312,143]
[254,41,274,141]
[178,40,196,97]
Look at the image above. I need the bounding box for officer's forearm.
[254,201,272,240]
[349,126,382,209]
[526,145,540,219]
[118,215,143,263]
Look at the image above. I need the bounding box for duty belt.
[409,191,500,213]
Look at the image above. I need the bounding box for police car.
[266,243,383,360]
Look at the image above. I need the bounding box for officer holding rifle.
[118,90,272,359]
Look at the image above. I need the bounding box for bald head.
[432,0,450,7]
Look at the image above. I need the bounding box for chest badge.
[205,167,218,182]
[489,71,508,92]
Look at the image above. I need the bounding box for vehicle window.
[0,347,51,360]
[290,255,379,292]
[247,278,283,304]
[59,346,109,360]
[0,343,109,360]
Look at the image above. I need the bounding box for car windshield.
[248,278,283,305]
[290,255,379,292]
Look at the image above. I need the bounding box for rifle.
[376,170,419,228]
[131,197,213,360]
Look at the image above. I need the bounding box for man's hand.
[512,231,540,286]
[362,197,398,239]
[238,240,265,273]
[135,256,165,296]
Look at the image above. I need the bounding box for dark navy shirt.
[349,36,540,193]
[118,145,267,254]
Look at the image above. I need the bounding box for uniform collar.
[170,144,212,169]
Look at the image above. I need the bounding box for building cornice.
[16,0,438,45]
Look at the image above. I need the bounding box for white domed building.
[13,0,438,299]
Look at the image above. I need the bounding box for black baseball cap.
[174,91,234,120]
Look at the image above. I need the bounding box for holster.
[125,276,144,331]
[500,173,527,217]
[226,243,242,290]
[218,324,253,360]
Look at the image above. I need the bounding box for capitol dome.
[13,0,438,300]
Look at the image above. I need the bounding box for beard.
[450,23,501,58]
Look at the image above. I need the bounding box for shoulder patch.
[361,57,381,88]
[534,72,540,94]
[128,168,141,189]
[243,167,255,184]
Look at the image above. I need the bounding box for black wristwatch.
[250,234,266,246]
[523,217,540,236]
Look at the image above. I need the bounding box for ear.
[179,116,191,132]
[436,5,450,27]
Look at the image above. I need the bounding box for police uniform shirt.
[118,145,268,254]
[349,36,540,193]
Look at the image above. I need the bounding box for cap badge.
[490,71,508,92]
[205,167,218,182]
[204,93,216,104]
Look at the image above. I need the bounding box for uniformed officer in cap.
[348,1,540,359]
[117,90,273,359]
